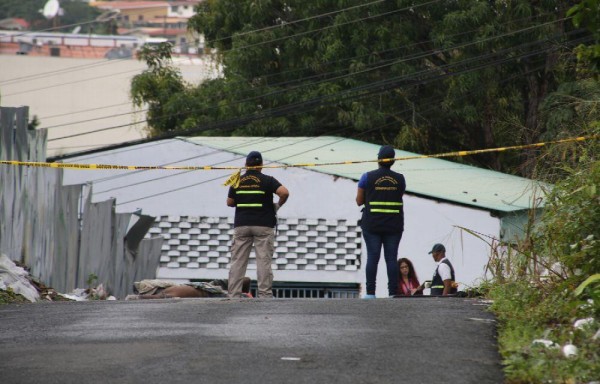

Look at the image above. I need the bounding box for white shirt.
[436,257,452,281]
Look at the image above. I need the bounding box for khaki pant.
[228,226,275,298]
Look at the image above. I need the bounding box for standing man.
[356,145,405,298]
[427,243,457,296]
[227,151,289,298]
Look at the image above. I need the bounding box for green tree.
[568,0,600,75]
[0,0,106,34]
[132,0,592,176]
[0,0,46,27]
[131,43,187,136]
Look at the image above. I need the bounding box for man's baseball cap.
[377,145,395,159]
[246,151,263,166]
[428,243,446,254]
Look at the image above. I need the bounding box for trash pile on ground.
[0,254,40,303]
[0,253,116,304]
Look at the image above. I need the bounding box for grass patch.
[0,288,29,305]
[481,157,600,383]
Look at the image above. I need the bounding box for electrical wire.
[226,0,446,52]
[46,32,587,151]
[42,18,578,135]
[91,59,555,202]
[4,5,564,111]
[39,16,561,141]
[0,0,420,86]
[205,0,388,45]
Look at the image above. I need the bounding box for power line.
[3,68,145,97]
[114,132,360,206]
[2,1,435,96]
[88,61,556,201]
[206,0,388,45]
[46,32,587,148]
[0,0,410,86]
[87,137,271,186]
[3,5,561,102]
[149,34,588,136]
[43,18,578,136]
[37,10,559,132]
[227,0,446,52]
[46,58,567,206]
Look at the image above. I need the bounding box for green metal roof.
[182,136,548,213]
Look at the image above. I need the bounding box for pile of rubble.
[0,254,115,304]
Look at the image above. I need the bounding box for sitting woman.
[397,258,422,296]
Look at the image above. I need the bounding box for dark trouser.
[362,229,402,296]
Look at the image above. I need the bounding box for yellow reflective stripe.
[431,285,444,289]
[370,209,400,213]
[370,201,403,206]
[237,204,263,207]
[236,191,265,194]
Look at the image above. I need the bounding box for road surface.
[0,297,503,383]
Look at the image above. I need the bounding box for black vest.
[361,168,405,234]
[430,259,457,295]
[233,171,278,228]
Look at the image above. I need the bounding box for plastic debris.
[532,339,559,349]
[573,318,595,330]
[562,344,578,358]
[0,254,39,302]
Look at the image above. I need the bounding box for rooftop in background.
[0,18,30,31]
[90,1,171,10]
[182,136,548,213]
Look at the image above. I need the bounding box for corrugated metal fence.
[0,106,163,299]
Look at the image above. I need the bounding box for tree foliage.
[568,0,600,75]
[131,0,595,177]
[0,0,107,34]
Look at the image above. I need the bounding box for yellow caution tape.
[222,169,241,188]
[0,135,596,172]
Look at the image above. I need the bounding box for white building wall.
[0,55,220,157]
[61,139,500,297]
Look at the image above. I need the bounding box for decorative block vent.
[148,216,362,272]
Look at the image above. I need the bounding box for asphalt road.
[0,297,503,384]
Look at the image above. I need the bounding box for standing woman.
[356,145,406,298]
[397,258,422,296]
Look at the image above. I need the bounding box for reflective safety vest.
[232,171,279,228]
[235,190,266,208]
[361,167,405,234]
[430,258,457,295]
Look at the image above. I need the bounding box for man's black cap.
[378,145,395,159]
[246,151,263,166]
[428,243,446,254]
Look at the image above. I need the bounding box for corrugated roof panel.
[181,136,548,213]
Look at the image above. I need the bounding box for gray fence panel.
[14,107,28,162]
[0,107,26,261]
[132,237,163,290]
[112,212,132,299]
[1,106,162,298]
[0,107,15,161]
[53,184,83,293]
[28,127,47,162]
[78,198,115,289]
[23,165,55,284]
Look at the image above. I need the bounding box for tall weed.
[485,158,599,383]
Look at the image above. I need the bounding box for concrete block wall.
[148,216,362,273]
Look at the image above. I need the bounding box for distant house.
[167,1,202,18]
[58,136,546,298]
[91,1,170,26]
[91,0,202,26]
[0,18,30,31]
[93,0,203,52]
